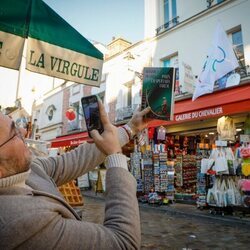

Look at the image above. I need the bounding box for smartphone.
[81,95,104,137]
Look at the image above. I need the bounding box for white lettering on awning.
[175,107,223,122]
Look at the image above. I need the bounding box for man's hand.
[90,101,122,156]
[127,106,151,137]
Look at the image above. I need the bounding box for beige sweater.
[0,128,141,249]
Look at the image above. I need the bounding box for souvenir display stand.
[196,146,213,208]
[130,151,143,193]
[130,147,175,204]
[174,154,197,203]
[202,140,250,216]
[142,151,154,193]
[166,160,175,201]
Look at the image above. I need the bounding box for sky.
[43,0,144,45]
[0,0,145,110]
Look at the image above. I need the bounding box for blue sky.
[43,0,145,45]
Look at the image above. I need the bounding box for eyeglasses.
[0,121,23,149]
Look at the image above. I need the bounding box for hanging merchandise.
[166,161,175,202]
[238,179,250,207]
[238,179,250,192]
[240,147,250,159]
[207,177,220,206]
[159,152,168,192]
[242,159,250,177]
[142,151,154,193]
[217,116,236,141]
[209,147,236,175]
[214,150,228,174]
[239,144,250,176]
[175,155,183,187]
[148,127,155,140]
[243,114,250,135]
[157,126,167,141]
[206,177,241,207]
[130,152,143,192]
[201,158,215,174]
[153,153,160,192]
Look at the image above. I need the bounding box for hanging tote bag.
[207,179,218,206]
[225,178,236,206]
[201,158,214,174]
[214,150,228,174]
[217,179,227,207]
[233,178,242,206]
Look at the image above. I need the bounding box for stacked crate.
[59,180,84,207]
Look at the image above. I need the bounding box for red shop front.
[50,131,91,148]
[148,83,250,129]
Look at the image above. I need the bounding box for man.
[0,101,151,249]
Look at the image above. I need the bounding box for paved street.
[81,196,250,250]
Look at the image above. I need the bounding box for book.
[141,67,175,120]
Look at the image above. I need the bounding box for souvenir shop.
[130,84,250,212]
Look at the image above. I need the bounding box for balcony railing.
[156,16,179,35]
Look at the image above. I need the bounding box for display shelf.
[130,152,143,192]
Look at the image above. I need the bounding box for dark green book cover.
[141,67,175,120]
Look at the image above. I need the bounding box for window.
[46,105,56,121]
[172,0,177,18]
[231,29,245,67]
[127,85,132,107]
[164,0,170,24]
[163,55,181,96]
[164,0,178,27]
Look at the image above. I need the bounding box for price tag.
[215,140,227,147]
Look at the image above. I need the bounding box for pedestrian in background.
[0,101,151,249]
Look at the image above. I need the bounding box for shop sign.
[175,106,223,122]
[70,139,85,146]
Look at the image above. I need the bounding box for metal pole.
[15,66,22,101]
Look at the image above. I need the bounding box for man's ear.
[0,169,2,178]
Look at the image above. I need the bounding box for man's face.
[0,113,32,178]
